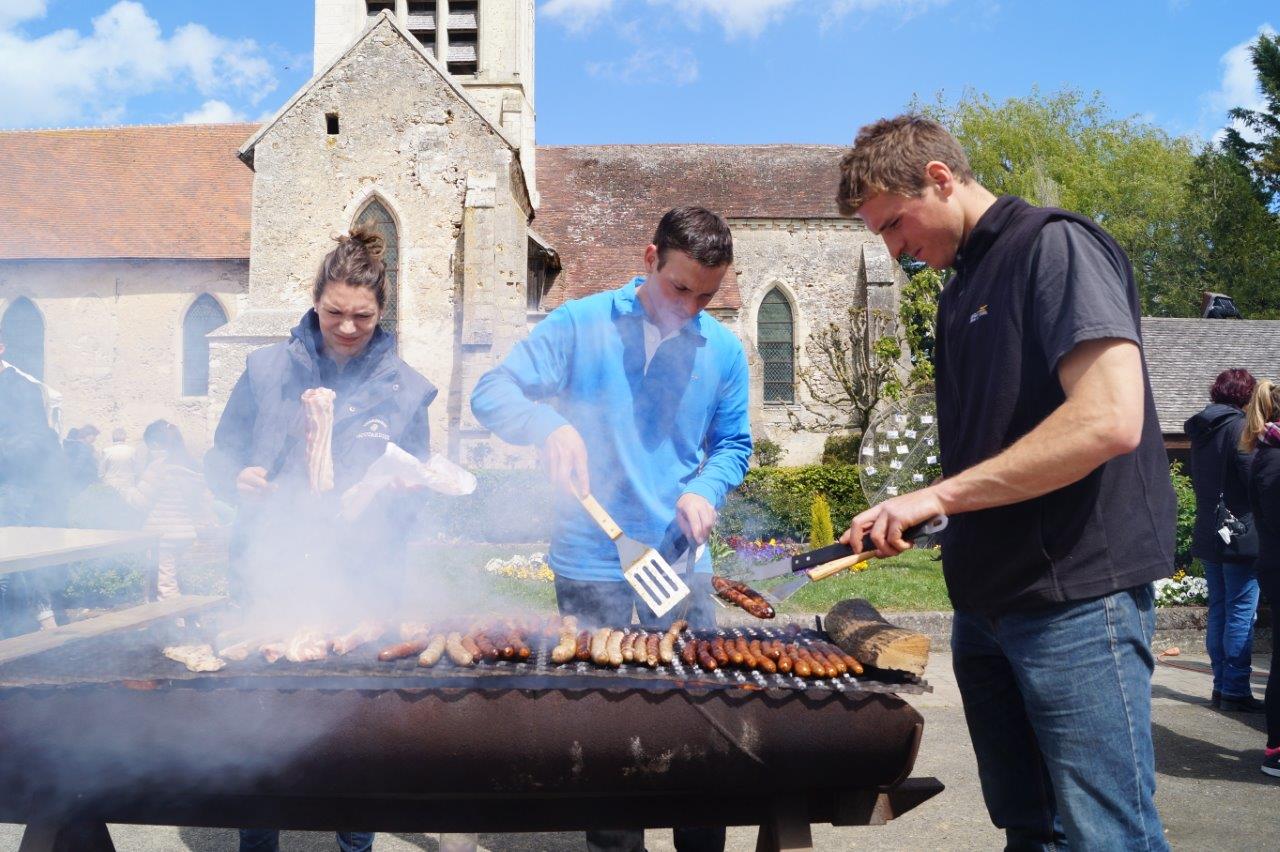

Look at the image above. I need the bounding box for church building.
[0,1,906,466]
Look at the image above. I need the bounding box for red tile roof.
[534,144,849,309]
[0,124,256,260]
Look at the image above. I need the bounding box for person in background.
[836,115,1175,849]
[1185,368,1264,712]
[1240,379,1280,778]
[100,427,140,490]
[63,423,100,493]
[123,421,211,600]
[0,331,70,635]
[205,228,438,852]
[471,206,752,852]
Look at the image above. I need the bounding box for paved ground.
[1,651,1274,851]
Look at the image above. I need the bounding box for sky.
[0,0,1274,147]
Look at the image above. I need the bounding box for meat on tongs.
[301,387,336,494]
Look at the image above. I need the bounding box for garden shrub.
[752,437,786,468]
[821,433,862,466]
[721,464,867,541]
[809,493,835,548]
[1169,461,1196,571]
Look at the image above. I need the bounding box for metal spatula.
[578,493,691,618]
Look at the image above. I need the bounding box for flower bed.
[1154,570,1208,607]
[483,552,555,583]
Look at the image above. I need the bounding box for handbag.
[1214,442,1258,561]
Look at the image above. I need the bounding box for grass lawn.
[768,546,951,612]
[407,540,950,614]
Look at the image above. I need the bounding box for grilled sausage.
[710,575,776,619]
[736,636,758,669]
[460,634,483,661]
[378,637,429,662]
[445,632,474,666]
[680,636,698,666]
[710,636,730,667]
[621,631,637,662]
[776,647,793,674]
[667,619,688,638]
[645,633,661,667]
[695,639,718,671]
[551,620,579,664]
[606,629,625,667]
[417,634,447,667]
[659,631,677,664]
[724,635,745,666]
[472,632,499,662]
[591,628,612,666]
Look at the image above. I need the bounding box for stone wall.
[0,258,248,450]
[212,16,531,460]
[729,218,905,465]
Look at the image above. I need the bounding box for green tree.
[809,493,835,549]
[923,88,1205,316]
[1223,32,1280,206]
[899,267,944,389]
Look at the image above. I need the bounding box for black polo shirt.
[935,196,1176,614]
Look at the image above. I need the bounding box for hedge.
[720,464,867,542]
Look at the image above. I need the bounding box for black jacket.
[1248,443,1280,579]
[1184,403,1255,563]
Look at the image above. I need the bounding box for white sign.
[896,444,909,455]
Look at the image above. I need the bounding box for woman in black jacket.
[1241,379,1280,778]
[1185,368,1260,711]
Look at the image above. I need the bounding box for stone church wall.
[0,258,248,450]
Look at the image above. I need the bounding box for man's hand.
[541,424,590,497]
[236,466,277,500]
[841,486,947,558]
[676,492,718,545]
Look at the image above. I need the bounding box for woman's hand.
[236,466,277,500]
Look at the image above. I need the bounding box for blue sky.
[0,0,1273,147]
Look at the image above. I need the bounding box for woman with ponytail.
[205,230,438,852]
[1241,379,1280,778]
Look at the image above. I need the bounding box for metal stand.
[755,795,813,851]
[19,820,115,852]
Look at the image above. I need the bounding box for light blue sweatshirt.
[470,278,753,582]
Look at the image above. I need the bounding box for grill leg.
[18,821,115,852]
[754,796,813,852]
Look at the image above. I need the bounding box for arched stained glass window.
[1,297,45,381]
[758,289,794,404]
[182,294,228,396]
[354,198,399,335]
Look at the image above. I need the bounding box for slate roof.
[0,124,256,260]
[534,144,850,310]
[1141,317,1280,434]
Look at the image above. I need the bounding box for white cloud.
[541,0,616,33]
[587,45,699,85]
[0,1,277,129]
[181,98,245,124]
[0,0,47,30]
[1203,24,1275,143]
[648,0,800,40]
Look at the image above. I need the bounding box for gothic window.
[354,198,399,335]
[1,297,45,381]
[447,1,480,76]
[182,294,228,396]
[366,1,395,21]
[757,289,795,404]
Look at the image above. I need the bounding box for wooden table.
[0,527,225,665]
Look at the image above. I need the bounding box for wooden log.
[824,598,930,676]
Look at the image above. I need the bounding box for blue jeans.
[1202,560,1260,698]
[239,830,373,852]
[952,585,1167,851]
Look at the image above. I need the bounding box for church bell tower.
[313,0,538,202]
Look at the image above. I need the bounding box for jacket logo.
[357,417,391,440]
[969,305,989,324]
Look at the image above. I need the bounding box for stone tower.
[314,0,537,203]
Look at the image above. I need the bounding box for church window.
[182,294,228,396]
[1,297,45,381]
[366,1,395,20]
[757,289,795,404]
[406,1,437,53]
[354,198,400,335]
[326,112,340,135]
[447,1,480,76]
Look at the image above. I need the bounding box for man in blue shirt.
[471,206,751,851]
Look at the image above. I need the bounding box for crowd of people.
[1,113,1277,851]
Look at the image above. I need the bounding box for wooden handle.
[578,494,623,541]
[806,549,877,582]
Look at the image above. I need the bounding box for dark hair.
[142,419,171,449]
[312,226,388,309]
[1211,368,1256,408]
[651,206,733,269]
[837,114,976,216]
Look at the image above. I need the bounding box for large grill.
[0,614,942,851]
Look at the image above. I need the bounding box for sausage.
[807,647,841,678]
[659,631,677,665]
[472,632,499,662]
[591,628,612,666]
[724,635,745,667]
[755,649,778,674]
[667,619,688,638]
[551,626,578,664]
[417,634,447,667]
[460,634,483,661]
[606,629,625,667]
[575,630,593,662]
[680,636,698,666]
[736,636,757,669]
[776,647,793,674]
[511,631,531,661]
[621,631,637,662]
[710,576,776,619]
[645,633,661,667]
[826,642,864,676]
[710,636,730,667]
[377,638,429,662]
[445,632,474,666]
[813,643,849,676]
[695,639,718,671]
